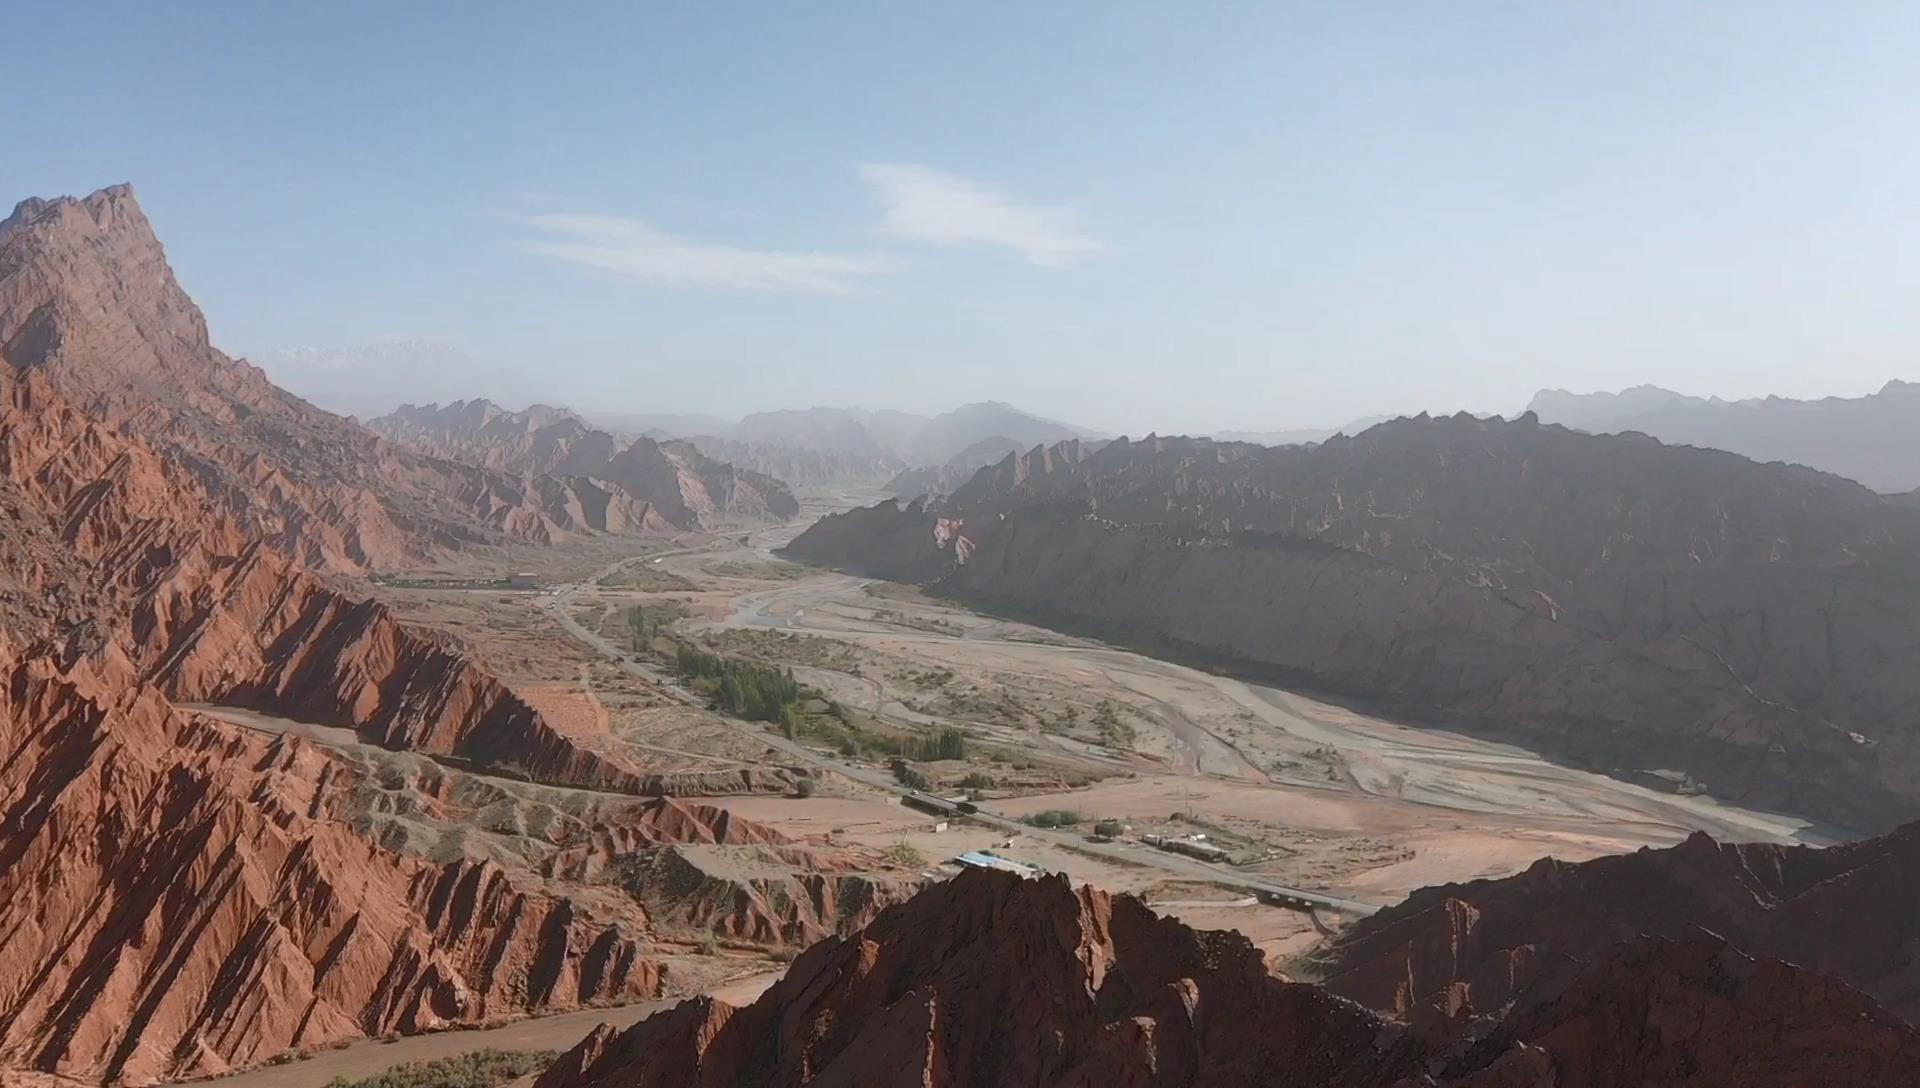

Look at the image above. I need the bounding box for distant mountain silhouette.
[1529,382,1920,493]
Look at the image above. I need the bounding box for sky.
[9,2,1920,433]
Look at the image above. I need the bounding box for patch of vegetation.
[1093,701,1136,749]
[793,775,818,798]
[1093,818,1127,838]
[884,841,927,867]
[322,1050,556,1088]
[600,566,696,591]
[892,762,931,790]
[900,726,968,762]
[957,770,995,789]
[606,599,692,644]
[1022,809,1085,829]
[894,666,956,690]
[674,644,807,722]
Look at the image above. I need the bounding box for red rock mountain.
[0,648,657,1084]
[0,186,712,568]
[370,400,800,526]
[536,867,1920,1088]
[0,185,850,1085]
[1314,819,1920,1029]
[788,418,1920,830]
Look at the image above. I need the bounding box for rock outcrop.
[1314,819,1920,1028]
[536,867,1920,1088]
[537,869,1426,1088]
[0,649,659,1084]
[787,416,1920,829]
[368,401,799,526]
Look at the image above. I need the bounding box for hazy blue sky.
[10,2,1920,432]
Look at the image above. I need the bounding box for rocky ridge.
[536,865,1920,1088]
[369,400,799,526]
[787,416,1920,829]
[0,648,658,1084]
[0,187,664,570]
[1313,818,1920,1028]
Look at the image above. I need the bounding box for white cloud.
[520,214,894,294]
[860,163,1102,267]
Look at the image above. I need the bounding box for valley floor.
[402,486,1830,923]
[225,484,1840,1082]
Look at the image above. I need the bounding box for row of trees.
[627,605,661,651]
[900,726,968,762]
[673,644,804,722]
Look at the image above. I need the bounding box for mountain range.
[579,401,1102,485]
[368,399,800,525]
[1529,380,1920,493]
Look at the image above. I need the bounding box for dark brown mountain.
[370,400,799,525]
[1313,819,1920,1028]
[787,415,1920,830]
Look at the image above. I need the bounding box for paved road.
[547,540,1380,917]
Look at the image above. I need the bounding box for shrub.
[322,1049,556,1088]
[885,841,927,867]
[1022,809,1084,829]
[1093,818,1126,838]
[793,776,818,798]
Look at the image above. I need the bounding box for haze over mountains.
[368,399,801,526]
[615,401,1102,486]
[1528,380,1920,493]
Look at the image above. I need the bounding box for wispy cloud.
[860,163,1102,267]
[520,214,894,293]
